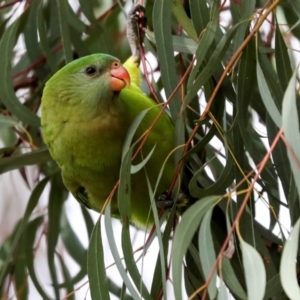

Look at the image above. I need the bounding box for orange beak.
[110,62,130,91]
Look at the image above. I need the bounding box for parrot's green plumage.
[41,54,175,228]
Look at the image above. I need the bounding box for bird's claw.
[126,4,147,60]
[156,192,188,209]
[156,192,174,209]
[128,4,147,29]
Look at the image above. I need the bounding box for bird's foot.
[156,192,188,209]
[126,4,147,59]
[157,192,174,209]
[176,193,189,208]
[128,4,146,28]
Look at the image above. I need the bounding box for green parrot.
[41,54,175,228]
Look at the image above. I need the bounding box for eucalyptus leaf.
[145,29,198,54]
[1,1,299,299]
[282,70,300,196]
[280,217,300,299]
[240,239,266,300]
[172,196,219,299]
[88,218,110,300]
[199,208,217,299]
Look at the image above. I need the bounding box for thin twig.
[200,0,280,120]
[194,128,283,300]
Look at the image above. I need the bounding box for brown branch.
[0,0,23,9]
[200,0,279,120]
[12,2,119,79]
[197,128,284,300]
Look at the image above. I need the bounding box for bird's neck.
[75,92,124,122]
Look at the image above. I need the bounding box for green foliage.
[0,0,300,299]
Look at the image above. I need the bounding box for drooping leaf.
[282,71,300,196]
[172,196,219,299]
[280,217,300,299]
[153,0,181,118]
[0,16,40,126]
[198,208,217,299]
[240,239,266,300]
[88,218,110,300]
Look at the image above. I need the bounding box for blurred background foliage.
[0,0,300,299]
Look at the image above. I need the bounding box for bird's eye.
[112,61,120,68]
[84,66,97,76]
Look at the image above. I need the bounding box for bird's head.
[42,54,131,120]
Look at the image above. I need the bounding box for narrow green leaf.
[172,196,219,299]
[48,0,62,40]
[0,177,50,285]
[171,0,198,42]
[88,218,110,300]
[122,108,152,159]
[118,147,133,222]
[256,59,281,128]
[0,147,52,174]
[23,0,47,79]
[188,0,209,35]
[107,278,133,300]
[222,258,247,300]
[184,121,216,158]
[14,253,29,300]
[69,26,90,57]
[0,146,16,156]
[231,0,255,53]
[275,18,293,92]
[0,222,22,291]
[238,39,279,211]
[288,177,300,225]
[282,3,300,40]
[150,209,175,298]
[153,0,181,118]
[37,2,58,73]
[57,254,75,300]
[186,0,218,91]
[145,29,198,54]
[184,21,240,106]
[65,1,87,33]
[0,114,21,128]
[198,209,217,299]
[189,152,233,198]
[240,239,266,300]
[146,177,168,299]
[47,174,67,299]
[266,115,291,202]
[0,18,40,126]
[60,209,87,266]
[282,70,300,196]
[121,227,152,300]
[119,133,154,299]
[258,51,283,109]
[264,275,282,299]
[11,52,30,76]
[56,0,73,63]
[119,139,154,298]
[184,242,205,298]
[60,208,87,286]
[280,217,300,299]
[104,204,141,299]
[24,217,52,300]
[217,281,229,300]
[134,150,177,298]
[131,144,156,174]
[78,0,97,25]
[81,206,95,239]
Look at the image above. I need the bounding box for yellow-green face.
[41,54,131,123]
